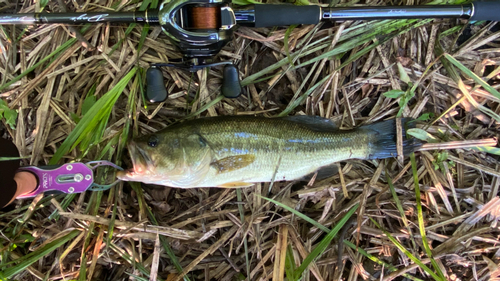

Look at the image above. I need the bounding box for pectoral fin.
[211,154,256,174]
[217,181,254,188]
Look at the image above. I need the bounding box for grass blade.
[284,25,296,66]
[49,67,137,164]
[471,146,500,156]
[133,182,191,281]
[385,170,418,250]
[257,195,330,232]
[278,74,331,117]
[285,245,296,280]
[1,230,80,279]
[410,153,446,280]
[0,25,90,92]
[294,205,357,277]
[343,240,425,281]
[444,53,500,100]
[370,216,442,280]
[236,188,250,278]
[436,42,500,122]
[258,195,358,277]
[109,242,155,279]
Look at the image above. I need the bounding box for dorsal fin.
[282,115,338,132]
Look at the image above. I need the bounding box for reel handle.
[147,61,242,102]
[146,67,169,103]
[221,64,242,99]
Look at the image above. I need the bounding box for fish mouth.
[116,141,153,181]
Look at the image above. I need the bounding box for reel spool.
[146,0,242,102]
[190,6,221,30]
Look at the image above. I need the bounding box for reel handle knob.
[221,64,242,98]
[146,67,169,103]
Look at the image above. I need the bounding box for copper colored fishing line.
[190,6,220,29]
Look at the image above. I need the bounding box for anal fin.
[217,181,254,188]
[300,164,339,182]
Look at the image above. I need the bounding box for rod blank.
[235,3,477,28]
[0,11,158,25]
[321,4,473,21]
[0,1,498,27]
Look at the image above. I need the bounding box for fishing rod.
[0,0,499,101]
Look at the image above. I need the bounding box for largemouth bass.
[116,116,420,188]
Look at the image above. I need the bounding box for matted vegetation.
[1,0,500,280]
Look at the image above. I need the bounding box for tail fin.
[360,118,422,160]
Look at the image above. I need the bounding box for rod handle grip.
[471,0,500,21]
[254,4,320,28]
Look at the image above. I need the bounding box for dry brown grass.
[1,0,500,280]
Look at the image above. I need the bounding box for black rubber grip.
[146,67,168,103]
[221,64,242,98]
[471,0,500,21]
[254,4,320,28]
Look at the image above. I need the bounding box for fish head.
[116,133,179,183]
[116,132,212,187]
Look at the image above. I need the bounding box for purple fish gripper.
[16,161,123,199]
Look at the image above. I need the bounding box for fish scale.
[117,116,420,188]
[198,126,368,185]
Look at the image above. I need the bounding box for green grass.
[1,0,498,279]
[471,146,500,156]
[445,53,500,101]
[251,17,435,116]
[0,25,91,92]
[436,42,500,122]
[0,99,17,129]
[386,171,418,251]
[370,216,444,281]
[259,195,358,279]
[0,230,80,280]
[293,206,357,278]
[410,153,446,280]
[49,68,137,165]
[138,182,191,281]
[236,189,251,279]
[285,245,297,280]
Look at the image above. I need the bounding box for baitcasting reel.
[146,0,242,102]
[1,0,499,101]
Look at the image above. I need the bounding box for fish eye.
[148,136,159,147]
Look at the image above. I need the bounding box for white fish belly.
[197,148,367,187]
